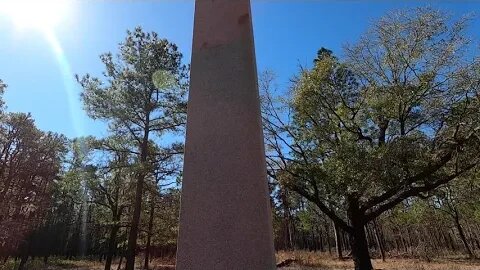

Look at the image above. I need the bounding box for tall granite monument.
[176,0,276,269]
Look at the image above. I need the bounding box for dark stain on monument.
[238,13,249,25]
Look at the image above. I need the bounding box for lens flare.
[43,29,85,136]
[0,0,70,31]
[1,0,84,136]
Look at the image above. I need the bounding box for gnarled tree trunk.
[348,196,373,270]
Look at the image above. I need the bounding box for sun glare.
[0,0,70,31]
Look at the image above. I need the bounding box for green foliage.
[263,7,480,267]
[75,27,187,268]
[76,26,187,141]
[266,7,480,226]
[0,84,67,257]
[0,79,6,112]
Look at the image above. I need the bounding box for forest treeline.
[1,7,480,270]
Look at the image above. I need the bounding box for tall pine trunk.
[144,198,155,270]
[125,174,144,270]
[125,134,149,270]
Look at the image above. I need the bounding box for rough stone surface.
[175,0,276,269]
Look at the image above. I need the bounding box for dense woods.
[1,7,480,270]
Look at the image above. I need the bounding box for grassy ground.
[0,258,175,270]
[1,252,480,270]
[277,251,480,270]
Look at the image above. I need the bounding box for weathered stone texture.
[176,0,276,269]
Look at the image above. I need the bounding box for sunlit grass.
[277,251,480,270]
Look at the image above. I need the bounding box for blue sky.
[0,1,479,139]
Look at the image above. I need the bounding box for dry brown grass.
[47,259,175,270]
[5,252,478,270]
[276,250,480,270]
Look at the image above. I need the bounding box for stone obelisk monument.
[176,0,276,269]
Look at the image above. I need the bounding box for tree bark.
[125,173,145,270]
[348,196,373,270]
[334,223,343,259]
[323,221,330,254]
[125,134,149,270]
[400,229,408,254]
[280,187,293,251]
[105,225,120,270]
[349,226,373,270]
[116,256,123,270]
[453,212,474,259]
[373,220,386,262]
[17,254,28,270]
[319,230,325,252]
[144,198,155,270]
[444,231,455,251]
